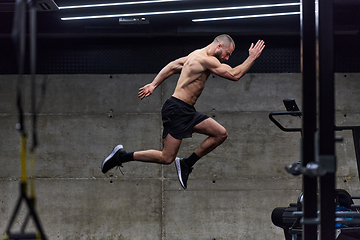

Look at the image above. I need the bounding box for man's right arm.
[138,56,187,99]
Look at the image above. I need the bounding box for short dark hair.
[213,34,235,49]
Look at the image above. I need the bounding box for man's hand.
[249,40,265,59]
[138,83,155,99]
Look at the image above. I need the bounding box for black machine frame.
[269,103,360,181]
[270,1,359,238]
[277,0,337,238]
[269,100,360,240]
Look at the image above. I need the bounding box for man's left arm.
[234,40,265,79]
[205,40,265,81]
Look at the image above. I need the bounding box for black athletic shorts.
[162,96,209,139]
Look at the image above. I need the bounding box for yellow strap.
[21,133,27,188]
[30,150,35,199]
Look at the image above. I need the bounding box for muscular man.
[102,34,265,189]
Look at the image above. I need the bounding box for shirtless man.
[102,34,265,189]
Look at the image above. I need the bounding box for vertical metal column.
[353,127,360,182]
[301,0,318,239]
[318,0,335,239]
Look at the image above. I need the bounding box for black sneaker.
[175,157,193,189]
[102,145,125,174]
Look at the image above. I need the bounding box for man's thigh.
[192,118,226,136]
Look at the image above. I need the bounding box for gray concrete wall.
[0,73,359,239]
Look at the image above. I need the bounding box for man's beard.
[214,50,223,62]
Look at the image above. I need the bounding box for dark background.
[0,0,359,74]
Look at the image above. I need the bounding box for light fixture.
[119,17,149,25]
[61,2,301,21]
[193,12,301,22]
[59,0,182,10]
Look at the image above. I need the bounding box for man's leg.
[102,133,182,173]
[175,118,227,189]
[191,117,228,159]
[133,133,182,164]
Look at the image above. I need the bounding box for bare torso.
[172,49,211,105]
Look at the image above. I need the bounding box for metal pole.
[30,0,38,150]
[352,127,360,182]
[318,0,335,238]
[300,0,318,239]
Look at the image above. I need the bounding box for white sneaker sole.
[175,157,186,189]
[102,144,123,171]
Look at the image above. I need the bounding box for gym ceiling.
[0,0,359,38]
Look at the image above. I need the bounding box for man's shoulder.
[188,49,216,63]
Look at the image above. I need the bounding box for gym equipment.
[269,99,360,181]
[270,99,360,240]
[270,0,357,238]
[4,0,47,239]
[272,190,360,240]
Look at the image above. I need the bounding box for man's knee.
[217,128,228,143]
[162,155,176,165]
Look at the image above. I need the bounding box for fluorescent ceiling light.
[193,12,301,22]
[61,2,301,21]
[59,0,182,10]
